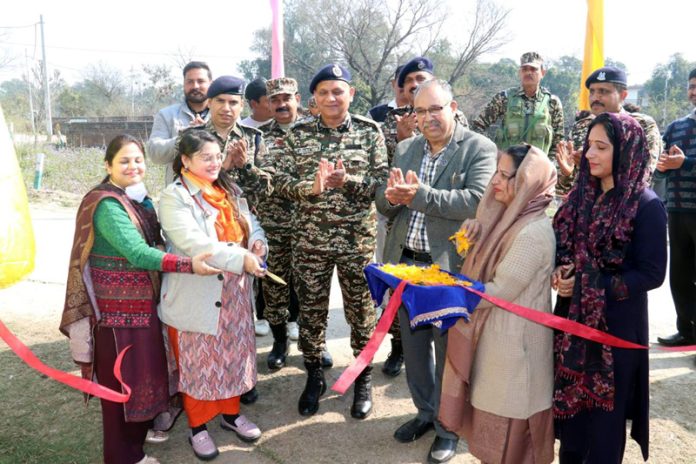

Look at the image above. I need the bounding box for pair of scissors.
[260,262,287,286]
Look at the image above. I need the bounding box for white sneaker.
[287,321,299,341]
[145,429,169,444]
[255,319,270,336]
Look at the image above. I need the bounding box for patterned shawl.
[60,183,163,335]
[552,112,649,417]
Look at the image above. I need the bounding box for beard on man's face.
[186,90,207,104]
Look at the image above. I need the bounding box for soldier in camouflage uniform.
[378,57,469,379]
[272,64,388,419]
[256,77,332,371]
[556,66,662,197]
[177,76,272,210]
[472,52,564,169]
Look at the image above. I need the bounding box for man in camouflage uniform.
[556,66,662,196]
[177,75,272,208]
[256,77,331,371]
[472,52,564,165]
[272,64,388,419]
[378,57,469,378]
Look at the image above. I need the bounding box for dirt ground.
[1,204,696,463]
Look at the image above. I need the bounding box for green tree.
[642,53,696,128]
[543,55,582,130]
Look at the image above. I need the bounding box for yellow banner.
[578,0,604,110]
[0,105,35,288]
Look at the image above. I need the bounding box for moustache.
[423,120,441,130]
[591,101,604,107]
[275,107,290,113]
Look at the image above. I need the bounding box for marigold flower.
[379,263,472,287]
[448,230,470,255]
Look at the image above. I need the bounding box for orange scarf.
[182,170,245,243]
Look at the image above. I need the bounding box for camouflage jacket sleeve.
[342,126,389,200]
[548,95,565,162]
[471,91,507,135]
[634,113,662,170]
[233,133,274,205]
[271,132,315,202]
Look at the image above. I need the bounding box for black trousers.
[668,212,696,338]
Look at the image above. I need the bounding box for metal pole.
[25,49,37,145]
[40,15,53,137]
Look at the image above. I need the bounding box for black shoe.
[657,332,694,347]
[427,436,458,464]
[298,362,326,416]
[382,338,404,377]
[394,417,434,443]
[240,386,258,405]
[267,324,289,370]
[267,340,289,370]
[350,366,372,419]
[321,350,333,369]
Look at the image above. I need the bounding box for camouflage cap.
[266,77,298,97]
[520,52,544,69]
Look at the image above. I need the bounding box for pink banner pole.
[270,0,285,78]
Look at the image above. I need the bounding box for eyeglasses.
[413,105,445,117]
[195,153,224,164]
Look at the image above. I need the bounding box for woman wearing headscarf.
[439,144,557,463]
[552,112,667,463]
[60,134,218,464]
[158,130,267,461]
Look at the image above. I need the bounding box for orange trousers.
[168,326,240,427]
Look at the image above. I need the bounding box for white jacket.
[146,102,209,185]
[157,177,266,335]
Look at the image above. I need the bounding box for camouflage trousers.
[294,249,377,364]
[261,229,300,326]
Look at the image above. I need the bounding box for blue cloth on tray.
[364,263,485,332]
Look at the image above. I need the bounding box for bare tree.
[310,0,447,107]
[446,0,510,86]
[171,46,198,70]
[240,0,510,112]
[0,32,17,71]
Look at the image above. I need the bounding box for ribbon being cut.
[331,262,649,394]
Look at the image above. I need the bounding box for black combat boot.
[320,349,333,369]
[298,361,326,416]
[382,337,404,377]
[351,365,373,419]
[267,323,289,370]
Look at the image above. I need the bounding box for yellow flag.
[578,0,604,110]
[0,105,35,288]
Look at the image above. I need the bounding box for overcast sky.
[1,0,693,87]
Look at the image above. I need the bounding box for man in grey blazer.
[376,79,496,464]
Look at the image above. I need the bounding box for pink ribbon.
[0,320,132,403]
[332,276,654,394]
[332,281,407,394]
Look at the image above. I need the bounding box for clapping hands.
[312,158,347,195]
[384,167,419,206]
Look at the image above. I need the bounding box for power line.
[0,23,37,29]
[1,41,249,60]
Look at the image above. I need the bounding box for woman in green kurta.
[60,134,217,464]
